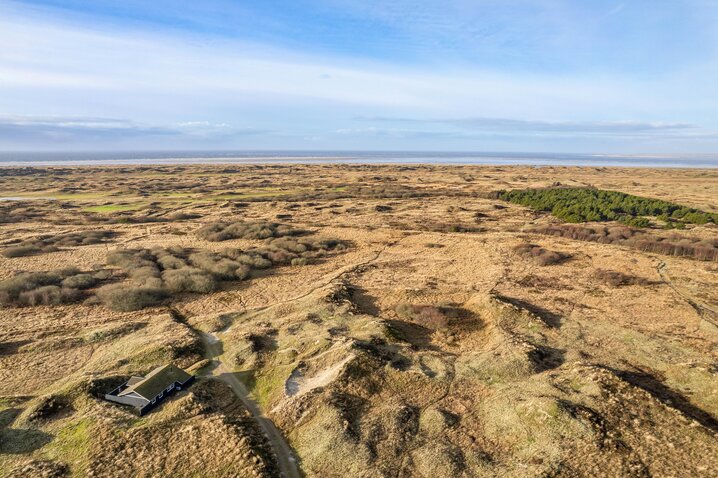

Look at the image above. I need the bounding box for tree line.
[498,187,718,228]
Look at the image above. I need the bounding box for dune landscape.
[0,164,716,477]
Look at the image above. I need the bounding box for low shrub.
[0,269,98,307]
[93,232,348,309]
[2,245,46,258]
[513,243,569,266]
[2,228,350,310]
[196,221,306,242]
[220,249,273,269]
[61,273,97,289]
[1,230,115,258]
[96,284,169,312]
[162,267,218,293]
[188,252,251,280]
[18,285,65,306]
[395,304,450,330]
[595,269,651,287]
[418,222,485,234]
[532,224,718,262]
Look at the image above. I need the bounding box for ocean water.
[0,151,717,168]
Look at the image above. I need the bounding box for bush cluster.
[2,230,115,258]
[0,268,103,307]
[512,243,569,266]
[1,229,349,310]
[499,187,718,227]
[196,221,306,242]
[98,247,224,311]
[532,224,718,262]
[97,236,348,311]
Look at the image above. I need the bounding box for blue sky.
[1,0,717,152]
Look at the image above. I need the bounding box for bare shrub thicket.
[420,222,485,234]
[97,236,349,311]
[196,221,306,242]
[532,224,718,262]
[0,202,49,224]
[47,210,200,226]
[512,243,570,266]
[0,268,107,307]
[2,230,115,258]
[82,211,199,225]
[395,304,451,330]
[594,269,651,287]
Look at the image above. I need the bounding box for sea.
[0,151,717,168]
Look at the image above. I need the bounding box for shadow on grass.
[494,294,563,328]
[0,409,54,454]
[606,366,718,432]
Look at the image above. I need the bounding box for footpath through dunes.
[189,236,408,478]
[200,331,301,478]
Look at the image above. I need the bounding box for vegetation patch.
[0,231,348,311]
[26,395,72,422]
[196,221,307,242]
[45,418,93,473]
[498,187,718,227]
[97,236,348,311]
[594,269,652,287]
[2,230,115,258]
[395,304,454,330]
[513,243,570,266]
[83,203,145,213]
[532,224,718,262]
[0,268,109,307]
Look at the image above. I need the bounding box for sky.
[1,0,718,153]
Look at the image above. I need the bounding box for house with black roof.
[104,364,194,415]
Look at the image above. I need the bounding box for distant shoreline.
[1,151,717,168]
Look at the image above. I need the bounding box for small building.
[104,364,194,415]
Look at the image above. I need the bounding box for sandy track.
[201,332,302,478]
[657,261,718,333]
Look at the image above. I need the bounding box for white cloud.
[1,1,717,151]
[0,3,660,115]
[0,115,267,149]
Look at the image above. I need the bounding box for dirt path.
[275,236,404,306]
[201,332,302,478]
[657,261,718,333]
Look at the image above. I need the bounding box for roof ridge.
[118,364,192,399]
